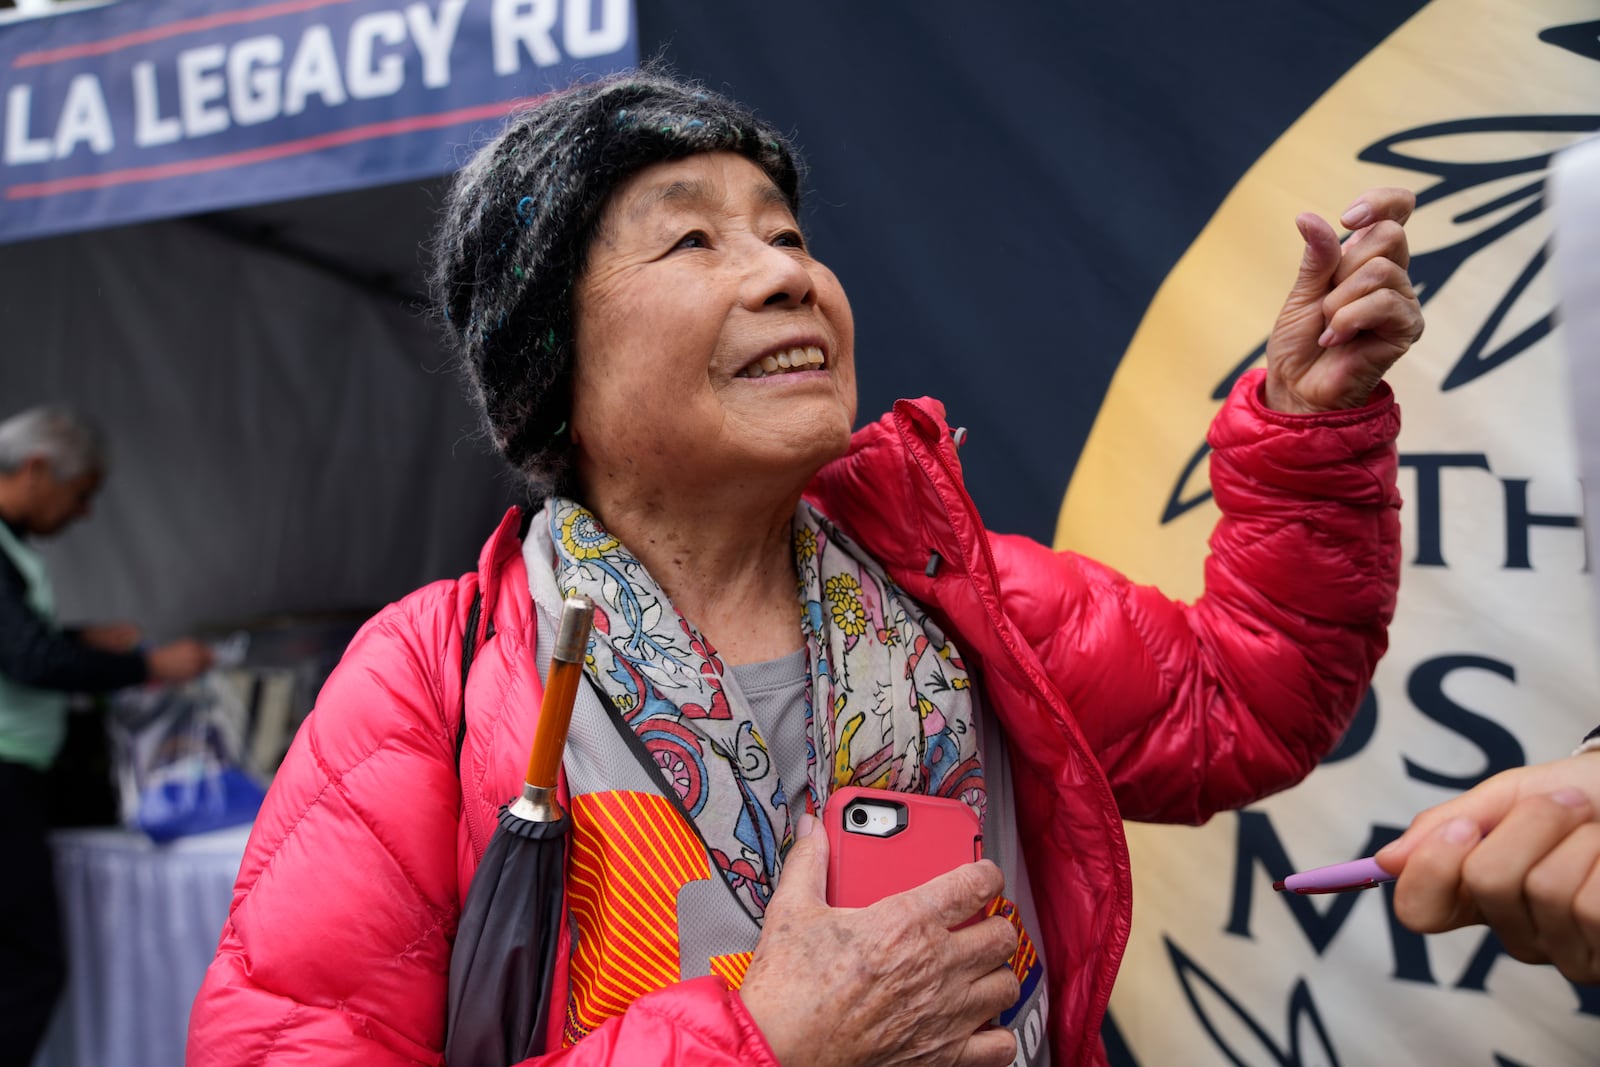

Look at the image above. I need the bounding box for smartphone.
[823,785,983,908]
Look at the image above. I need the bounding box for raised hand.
[739,815,1021,1067]
[1264,186,1424,414]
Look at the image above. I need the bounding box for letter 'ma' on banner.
[0,0,639,242]
[1058,0,1600,1064]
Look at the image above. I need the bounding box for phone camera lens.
[849,807,868,827]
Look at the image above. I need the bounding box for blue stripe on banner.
[0,0,638,242]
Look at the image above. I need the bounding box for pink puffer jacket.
[186,371,1401,1067]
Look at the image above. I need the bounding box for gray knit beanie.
[430,67,803,495]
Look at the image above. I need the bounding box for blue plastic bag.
[109,656,267,842]
[130,762,266,843]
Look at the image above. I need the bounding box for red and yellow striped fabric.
[988,897,1037,982]
[708,952,754,990]
[562,790,713,1046]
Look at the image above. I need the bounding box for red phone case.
[823,785,983,908]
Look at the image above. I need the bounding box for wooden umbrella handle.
[524,596,594,790]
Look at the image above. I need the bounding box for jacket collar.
[473,505,532,646]
[805,397,967,576]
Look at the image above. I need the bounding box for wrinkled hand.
[1264,187,1424,414]
[146,638,214,683]
[1375,752,1600,984]
[739,816,1021,1067]
[80,621,142,652]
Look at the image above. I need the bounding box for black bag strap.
[457,508,532,775]
[457,589,487,775]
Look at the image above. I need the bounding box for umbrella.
[445,594,594,1067]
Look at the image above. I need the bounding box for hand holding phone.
[741,805,1019,1067]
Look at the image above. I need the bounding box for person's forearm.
[1026,370,1401,822]
[0,591,148,691]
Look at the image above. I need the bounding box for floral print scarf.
[549,496,984,923]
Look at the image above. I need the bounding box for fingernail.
[1341,202,1372,228]
[796,812,817,838]
[1317,327,1336,347]
[1550,788,1589,808]
[1440,817,1478,844]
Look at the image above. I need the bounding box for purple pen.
[1271,856,1395,895]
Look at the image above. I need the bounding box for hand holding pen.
[1275,749,1600,985]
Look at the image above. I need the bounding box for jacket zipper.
[895,400,1132,1067]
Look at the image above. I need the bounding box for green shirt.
[0,519,69,770]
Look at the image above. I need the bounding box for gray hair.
[0,406,106,481]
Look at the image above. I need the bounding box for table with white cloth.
[31,824,251,1067]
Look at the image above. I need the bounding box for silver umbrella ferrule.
[509,783,561,823]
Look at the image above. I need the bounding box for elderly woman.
[188,70,1417,1067]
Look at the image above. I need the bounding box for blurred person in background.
[0,405,212,1065]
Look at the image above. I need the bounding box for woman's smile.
[735,344,827,379]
